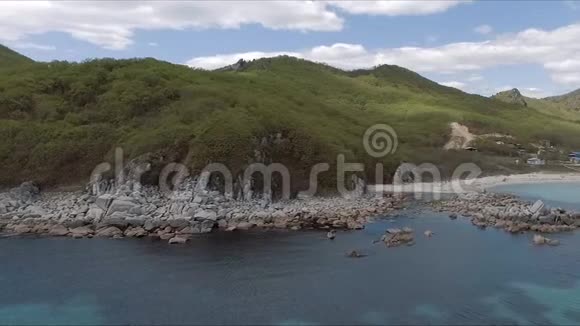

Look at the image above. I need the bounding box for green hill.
[0,44,33,67]
[2,46,580,190]
[544,88,580,111]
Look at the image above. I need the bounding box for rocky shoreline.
[433,192,580,236]
[0,182,401,243]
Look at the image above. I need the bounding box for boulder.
[102,214,128,228]
[125,217,145,227]
[13,224,32,234]
[10,181,40,202]
[22,205,46,218]
[95,226,123,237]
[168,236,188,244]
[327,230,336,240]
[124,226,147,238]
[533,234,559,246]
[48,224,69,236]
[107,199,140,216]
[143,220,160,231]
[168,218,189,229]
[86,207,105,221]
[95,194,115,211]
[159,233,174,240]
[346,250,366,258]
[69,226,93,238]
[199,220,215,233]
[383,227,414,247]
[236,222,254,230]
[194,209,217,221]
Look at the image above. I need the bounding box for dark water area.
[2,187,580,324]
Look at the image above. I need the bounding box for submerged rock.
[327,230,336,240]
[168,236,188,244]
[346,250,366,258]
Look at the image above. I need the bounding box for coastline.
[2,171,580,242]
[370,171,580,194]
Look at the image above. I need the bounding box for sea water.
[2,185,580,325]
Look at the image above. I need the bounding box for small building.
[569,152,580,164]
[527,157,545,166]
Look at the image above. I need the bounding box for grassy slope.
[2,52,580,188]
[0,44,33,67]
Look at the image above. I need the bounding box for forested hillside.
[2,46,580,189]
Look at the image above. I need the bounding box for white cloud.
[467,74,484,82]
[474,24,493,35]
[148,42,158,47]
[187,22,580,87]
[439,81,467,90]
[0,1,343,50]
[0,1,465,50]
[520,87,551,98]
[327,0,468,16]
[9,42,55,51]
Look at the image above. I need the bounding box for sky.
[2,0,580,98]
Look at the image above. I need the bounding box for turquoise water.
[491,182,580,210]
[2,185,580,325]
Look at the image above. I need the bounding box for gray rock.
[96,226,123,237]
[168,218,189,229]
[144,220,160,231]
[124,226,147,238]
[48,224,69,236]
[102,214,128,228]
[168,236,188,244]
[194,209,217,221]
[95,194,115,211]
[200,220,215,233]
[69,226,93,238]
[86,207,105,221]
[107,199,140,216]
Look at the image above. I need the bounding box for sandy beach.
[370,172,580,195]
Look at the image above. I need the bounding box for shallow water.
[490,182,580,210]
[2,186,580,325]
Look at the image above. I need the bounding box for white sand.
[370,172,580,194]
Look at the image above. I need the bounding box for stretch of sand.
[369,172,580,194]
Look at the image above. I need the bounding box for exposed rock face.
[492,88,527,107]
[0,178,401,243]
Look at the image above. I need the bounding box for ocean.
[1,183,580,325]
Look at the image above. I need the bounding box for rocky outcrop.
[0,181,400,242]
[492,88,527,107]
[381,227,414,247]
[434,193,579,235]
[532,234,560,246]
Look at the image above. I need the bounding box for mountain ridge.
[1,44,580,189]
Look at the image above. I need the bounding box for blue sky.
[2,1,580,97]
